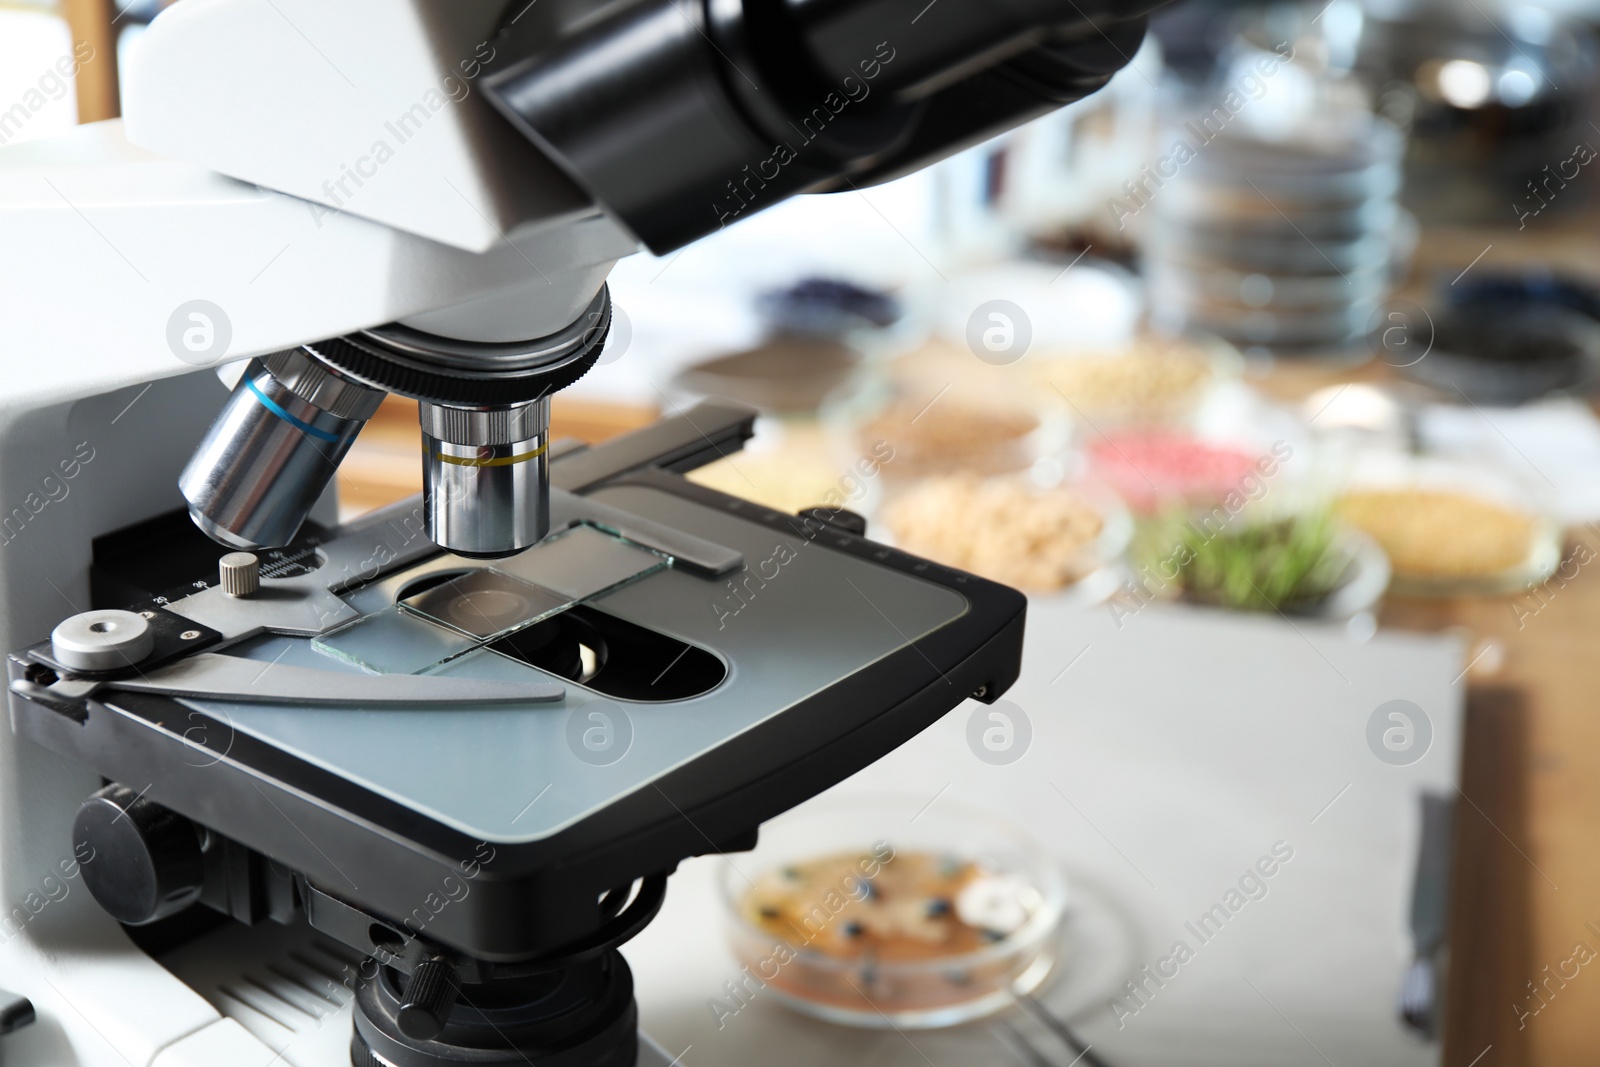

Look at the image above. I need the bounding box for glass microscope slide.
[493,523,668,600]
[312,525,667,674]
[312,606,481,675]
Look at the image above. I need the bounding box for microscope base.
[351,952,638,1067]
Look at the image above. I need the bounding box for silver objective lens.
[180,348,386,550]
[420,398,551,558]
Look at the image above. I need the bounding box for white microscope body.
[0,3,633,1063]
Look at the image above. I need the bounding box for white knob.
[219,552,260,597]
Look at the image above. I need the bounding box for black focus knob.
[0,988,34,1036]
[73,784,205,926]
[397,956,460,1041]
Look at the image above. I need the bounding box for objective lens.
[420,398,551,559]
[180,348,386,550]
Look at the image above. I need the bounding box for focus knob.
[74,785,205,926]
[219,552,260,597]
[0,989,33,1036]
[397,956,460,1041]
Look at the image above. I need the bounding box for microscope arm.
[0,123,634,391]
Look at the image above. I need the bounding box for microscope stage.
[10,451,1024,963]
[176,480,974,844]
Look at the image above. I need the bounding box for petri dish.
[721,796,1067,1029]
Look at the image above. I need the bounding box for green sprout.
[1136,509,1350,613]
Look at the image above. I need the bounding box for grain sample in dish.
[884,476,1104,591]
[1336,489,1537,579]
[1087,430,1266,514]
[888,339,1039,409]
[859,398,1040,480]
[1033,336,1215,424]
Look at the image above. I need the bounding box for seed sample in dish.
[1336,489,1539,579]
[884,476,1105,591]
[1033,337,1215,423]
[1087,430,1266,514]
[859,399,1041,479]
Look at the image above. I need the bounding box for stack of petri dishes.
[1145,116,1407,358]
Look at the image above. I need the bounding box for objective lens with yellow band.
[433,442,550,469]
[420,399,552,559]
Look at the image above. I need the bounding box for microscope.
[0,1,1154,1063]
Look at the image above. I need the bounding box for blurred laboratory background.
[9,0,1600,1064]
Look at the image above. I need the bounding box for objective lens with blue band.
[245,377,344,443]
[181,351,386,550]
